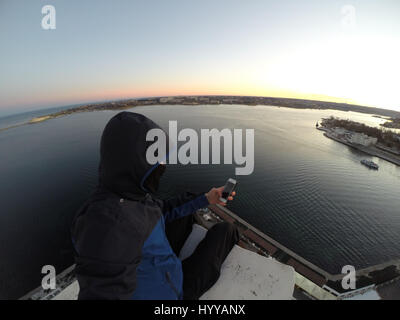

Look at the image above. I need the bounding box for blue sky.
[0,0,399,115]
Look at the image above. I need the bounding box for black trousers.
[165,214,240,300]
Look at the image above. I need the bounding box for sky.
[0,0,399,116]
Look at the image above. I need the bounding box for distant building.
[348,132,378,146]
[160,97,174,103]
[330,127,378,146]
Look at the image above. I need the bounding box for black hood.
[98,111,166,200]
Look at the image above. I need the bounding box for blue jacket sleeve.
[158,192,209,223]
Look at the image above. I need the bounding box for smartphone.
[220,178,237,203]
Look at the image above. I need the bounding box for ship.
[360,159,379,170]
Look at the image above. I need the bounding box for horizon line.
[2,94,399,119]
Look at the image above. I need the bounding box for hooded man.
[71,111,239,300]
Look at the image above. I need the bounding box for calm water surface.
[1,105,399,299]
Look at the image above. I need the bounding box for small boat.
[360,159,379,170]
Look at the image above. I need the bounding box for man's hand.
[205,187,236,206]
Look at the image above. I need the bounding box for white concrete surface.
[200,245,294,300]
[52,280,79,300]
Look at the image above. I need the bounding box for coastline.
[317,127,400,167]
[28,115,52,124]
[3,95,400,133]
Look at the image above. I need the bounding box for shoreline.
[28,115,52,124]
[3,95,400,133]
[317,126,400,167]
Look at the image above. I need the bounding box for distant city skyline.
[0,0,399,115]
